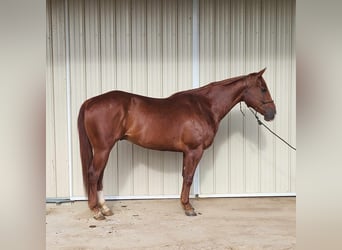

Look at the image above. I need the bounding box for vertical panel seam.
[161,0,165,195]
[48,0,58,198]
[212,0,217,195]
[288,0,293,192]
[273,0,278,192]
[243,0,246,193]
[176,0,179,92]
[83,0,87,97]
[258,0,263,193]
[114,0,119,195]
[145,0,150,196]
[228,0,232,194]
[130,0,134,195]
[98,0,102,91]
[64,0,73,199]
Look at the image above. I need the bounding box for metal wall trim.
[198,193,296,198]
[65,193,296,202]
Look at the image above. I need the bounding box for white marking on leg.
[97,190,113,216]
[97,190,105,206]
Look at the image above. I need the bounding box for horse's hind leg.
[180,147,203,216]
[97,171,113,216]
[88,149,111,220]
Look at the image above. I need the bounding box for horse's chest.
[181,117,217,149]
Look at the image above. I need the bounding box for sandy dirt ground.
[46,197,295,250]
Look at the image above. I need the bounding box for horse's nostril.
[264,110,275,121]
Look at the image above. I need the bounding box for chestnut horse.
[78,68,276,220]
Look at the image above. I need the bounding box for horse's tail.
[77,103,92,196]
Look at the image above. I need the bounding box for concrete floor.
[46,197,295,249]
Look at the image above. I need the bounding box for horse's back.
[83,90,131,108]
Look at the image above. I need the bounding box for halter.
[242,77,274,110]
[262,100,274,104]
[259,99,275,109]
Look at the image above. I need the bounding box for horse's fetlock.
[181,198,189,206]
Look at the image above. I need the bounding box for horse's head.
[243,68,276,121]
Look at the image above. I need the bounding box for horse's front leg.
[180,147,203,216]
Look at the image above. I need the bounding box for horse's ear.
[257,68,267,76]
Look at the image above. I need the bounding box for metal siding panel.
[46,0,57,198]
[177,0,193,91]
[228,0,246,194]
[213,0,231,194]
[50,0,70,197]
[162,0,182,196]
[199,0,215,195]
[99,0,118,196]
[199,0,295,196]
[69,0,87,197]
[290,0,296,192]
[115,0,133,196]
[244,0,261,193]
[146,0,164,195]
[131,0,149,195]
[177,0,193,193]
[260,0,277,193]
[84,0,102,97]
[49,0,193,199]
[275,0,290,193]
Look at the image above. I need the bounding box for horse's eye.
[261,87,267,93]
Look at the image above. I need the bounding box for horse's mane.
[170,75,246,98]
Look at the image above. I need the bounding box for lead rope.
[239,103,296,151]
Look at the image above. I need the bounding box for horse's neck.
[205,77,246,123]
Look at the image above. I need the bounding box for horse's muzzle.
[264,109,276,121]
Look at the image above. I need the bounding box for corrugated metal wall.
[46,0,295,199]
[198,0,295,196]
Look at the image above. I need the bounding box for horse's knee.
[88,170,97,184]
[88,167,101,185]
[184,175,193,186]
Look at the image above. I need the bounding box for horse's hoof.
[93,211,106,220]
[185,209,197,216]
[101,207,114,216]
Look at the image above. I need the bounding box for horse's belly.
[125,121,183,151]
[126,118,215,152]
[125,98,216,151]
[126,130,182,152]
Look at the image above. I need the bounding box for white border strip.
[68,193,295,201]
[64,0,73,199]
[71,195,181,201]
[198,193,296,198]
[192,0,200,196]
